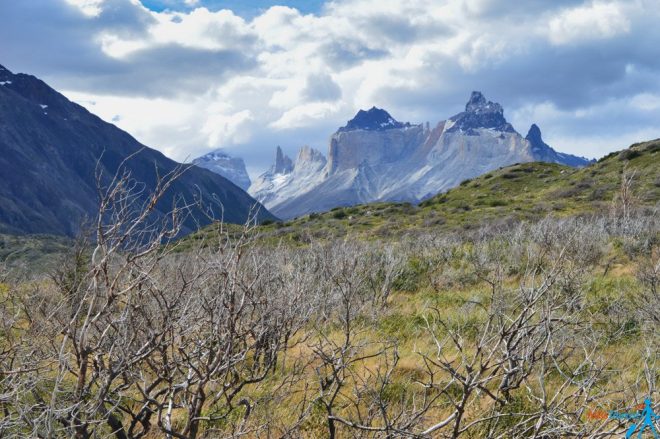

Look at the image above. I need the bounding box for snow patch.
[0,81,12,86]
[40,104,48,109]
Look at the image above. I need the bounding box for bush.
[618,149,641,161]
[332,209,347,219]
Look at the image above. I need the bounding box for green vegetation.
[0,233,72,272]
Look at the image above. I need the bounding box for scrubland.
[0,142,658,438]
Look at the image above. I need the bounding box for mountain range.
[245,92,592,219]
[0,64,274,237]
[0,61,597,237]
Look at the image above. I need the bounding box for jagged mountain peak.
[248,90,593,219]
[465,91,504,115]
[296,145,326,164]
[338,106,411,132]
[274,146,294,174]
[525,124,553,156]
[525,124,544,149]
[448,91,514,135]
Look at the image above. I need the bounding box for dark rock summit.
[447,91,515,135]
[525,124,546,154]
[0,64,275,236]
[338,107,412,132]
[525,123,593,167]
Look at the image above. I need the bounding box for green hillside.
[184,138,659,246]
[0,233,73,272]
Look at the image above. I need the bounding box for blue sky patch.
[139,0,326,17]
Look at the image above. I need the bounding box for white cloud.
[66,0,105,16]
[548,2,631,45]
[202,109,254,147]
[270,102,343,130]
[98,33,149,57]
[630,93,660,111]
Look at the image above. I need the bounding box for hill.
[184,138,659,247]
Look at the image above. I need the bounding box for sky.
[1,0,660,178]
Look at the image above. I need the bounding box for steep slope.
[192,149,251,190]
[250,92,592,219]
[0,64,274,236]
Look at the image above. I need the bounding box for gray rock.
[250,92,593,219]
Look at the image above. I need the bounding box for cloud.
[66,0,105,16]
[270,102,342,130]
[1,0,659,175]
[548,2,630,46]
[302,73,342,102]
[202,109,254,146]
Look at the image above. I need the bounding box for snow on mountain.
[249,145,326,209]
[192,149,251,190]
[248,91,593,219]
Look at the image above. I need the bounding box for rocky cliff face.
[328,122,427,173]
[192,150,251,190]
[249,145,326,209]
[249,92,592,219]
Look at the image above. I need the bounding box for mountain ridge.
[0,63,275,236]
[245,91,592,219]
